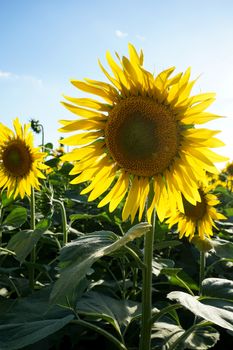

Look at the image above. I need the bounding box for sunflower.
[166,183,226,240]
[223,161,233,191]
[0,118,47,198]
[59,43,227,223]
[207,171,227,191]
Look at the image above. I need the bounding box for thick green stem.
[29,188,36,289]
[199,251,206,296]
[53,199,68,246]
[139,209,156,350]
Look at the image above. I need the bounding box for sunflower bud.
[30,119,42,134]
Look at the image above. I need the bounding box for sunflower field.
[1,44,233,350]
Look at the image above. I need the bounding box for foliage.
[0,143,233,349]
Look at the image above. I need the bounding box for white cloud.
[115,30,128,38]
[136,34,146,41]
[22,75,43,87]
[0,70,13,78]
[0,70,42,86]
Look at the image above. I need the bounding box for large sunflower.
[0,118,47,198]
[166,183,226,240]
[59,43,227,223]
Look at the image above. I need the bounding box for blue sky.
[0,0,233,165]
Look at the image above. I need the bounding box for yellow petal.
[61,102,106,119]
[63,95,111,112]
[61,131,103,146]
[59,119,105,133]
[98,171,129,210]
[122,176,140,222]
[71,80,114,103]
[138,177,150,221]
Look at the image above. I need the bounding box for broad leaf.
[50,223,150,306]
[7,219,50,263]
[0,316,73,350]
[202,278,233,300]
[2,207,27,230]
[0,288,74,350]
[151,322,184,349]
[152,258,174,276]
[168,291,233,331]
[223,207,233,217]
[184,326,220,349]
[160,267,199,292]
[76,291,140,334]
[211,238,233,259]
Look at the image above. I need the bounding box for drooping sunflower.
[0,118,47,198]
[59,43,227,223]
[166,183,226,240]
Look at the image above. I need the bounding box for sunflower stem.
[199,251,206,296]
[139,208,156,350]
[52,198,68,246]
[29,187,36,290]
[38,123,45,151]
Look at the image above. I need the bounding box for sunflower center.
[105,96,179,176]
[2,140,32,176]
[183,190,206,220]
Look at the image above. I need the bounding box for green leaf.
[202,278,233,300]
[2,207,27,230]
[0,191,15,208]
[45,157,60,168]
[76,291,140,334]
[0,316,73,350]
[50,223,150,306]
[152,321,219,350]
[211,238,233,259]
[223,207,233,217]
[44,142,53,151]
[7,219,50,263]
[151,322,184,349]
[160,266,199,293]
[70,212,112,224]
[152,258,174,276]
[50,231,119,306]
[0,288,74,350]
[168,291,233,331]
[184,326,219,349]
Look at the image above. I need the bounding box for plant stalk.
[53,198,68,246]
[139,209,156,350]
[199,251,206,296]
[29,187,36,289]
[39,123,45,151]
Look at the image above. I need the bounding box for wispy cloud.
[115,30,128,38]
[0,70,13,78]
[0,70,42,86]
[136,34,146,41]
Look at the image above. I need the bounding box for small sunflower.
[223,162,233,191]
[208,172,228,191]
[59,43,227,223]
[0,118,47,198]
[225,162,233,177]
[166,183,226,240]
